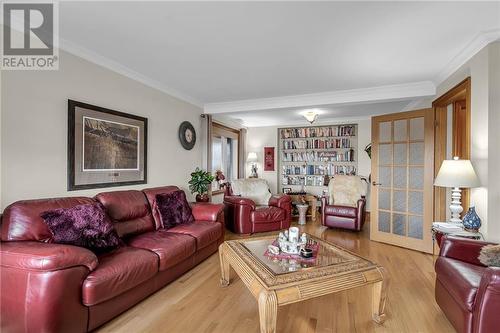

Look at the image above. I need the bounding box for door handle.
[372,181,382,186]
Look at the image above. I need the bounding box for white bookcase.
[278,124,358,196]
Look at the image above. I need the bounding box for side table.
[289,194,318,220]
[431,223,484,256]
[296,204,308,225]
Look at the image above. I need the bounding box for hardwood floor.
[97,216,455,333]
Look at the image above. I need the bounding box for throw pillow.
[155,190,194,229]
[41,203,121,252]
[478,244,500,267]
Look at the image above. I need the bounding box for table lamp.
[434,157,480,223]
[247,152,258,178]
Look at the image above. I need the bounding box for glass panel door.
[371,110,433,253]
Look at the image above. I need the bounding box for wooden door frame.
[432,77,471,222]
[211,122,242,195]
[370,109,434,253]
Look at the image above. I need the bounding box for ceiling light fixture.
[303,110,319,124]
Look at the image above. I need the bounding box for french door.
[370,109,434,253]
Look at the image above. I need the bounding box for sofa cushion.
[155,190,194,229]
[251,206,285,223]
[82,247,158,306]
[40,203,121,252]
[166,222,222,250]
[143,186,181,229]
[435,257,484,311]
[127,231,196,271]
[1,197,95,242]
[95,190,155,237]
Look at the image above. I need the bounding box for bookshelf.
[278,124,358,195]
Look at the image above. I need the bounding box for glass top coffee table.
[219,234,388,333]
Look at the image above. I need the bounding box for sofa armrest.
[223,195,256,210]
[1,241,98,272]
[268,194,291,209]
[191,203,224,222]
[439,236,495,266]
[473,267,500,332]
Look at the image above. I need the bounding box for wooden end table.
[219,234,388,333]
[289,194,318,220]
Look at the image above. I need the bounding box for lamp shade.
[247,152,258,163]
[434,157,480,188]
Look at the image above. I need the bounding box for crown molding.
[59,38,203,108]
[243,115,374,128]
[204,81,435,114]
[434,29,500,86]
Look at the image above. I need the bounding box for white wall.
[246,119,372,208]
[1,50,203,209]
[487,42,500,241]
[436,42,499,241]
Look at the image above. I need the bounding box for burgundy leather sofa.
[320,196,366,231]
[223,185,291,234]
[435,236,500,333]
[0,186,224,333]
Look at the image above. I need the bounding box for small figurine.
[301,233,307,244]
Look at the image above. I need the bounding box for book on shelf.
[280,125,356,139]
[282,149,355,162]
[282,164,356,176]
[282,138,352,150]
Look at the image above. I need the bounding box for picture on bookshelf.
[282,187,292,194]
[278,124,358,194]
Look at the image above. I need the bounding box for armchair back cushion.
[1,197,95,241]
[230,179,271,205]
[95,190,154,238]
[328,175,367,207]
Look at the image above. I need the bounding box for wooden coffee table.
[219,234,388,333]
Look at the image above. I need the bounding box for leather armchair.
[435,236,500,333]
[321,175,367,231]
[223,179,291,234]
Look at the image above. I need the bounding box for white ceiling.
[57,1,500,126]
[216,99,416,127]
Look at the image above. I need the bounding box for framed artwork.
[68,100,148,191]
[282,187,292,194]
[264,146,275,171]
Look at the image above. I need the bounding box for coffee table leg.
[219,245,232,287]
[372,267,389,324]
[258,291,277,333]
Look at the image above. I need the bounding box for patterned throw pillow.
[41,203,121,252]
[155,190,195,229]
[478,245,500,267]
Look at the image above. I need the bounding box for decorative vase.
[463,206,481,232]
[195,193,209,202]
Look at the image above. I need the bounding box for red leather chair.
[435,236,500,333]
[223,179,291,234]
[321,175,367,231]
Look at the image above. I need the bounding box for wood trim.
[432,77,471,221]
[213,122,240,139]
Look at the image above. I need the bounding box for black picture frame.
[178,121,196,150]
[68,99,148,191]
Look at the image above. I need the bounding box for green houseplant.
[188,167,215,202]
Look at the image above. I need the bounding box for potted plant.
[188,167,215,202]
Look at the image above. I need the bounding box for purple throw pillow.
[41,203,121,252]
[156,190,194,229]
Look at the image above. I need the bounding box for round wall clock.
[178,121,196,150]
